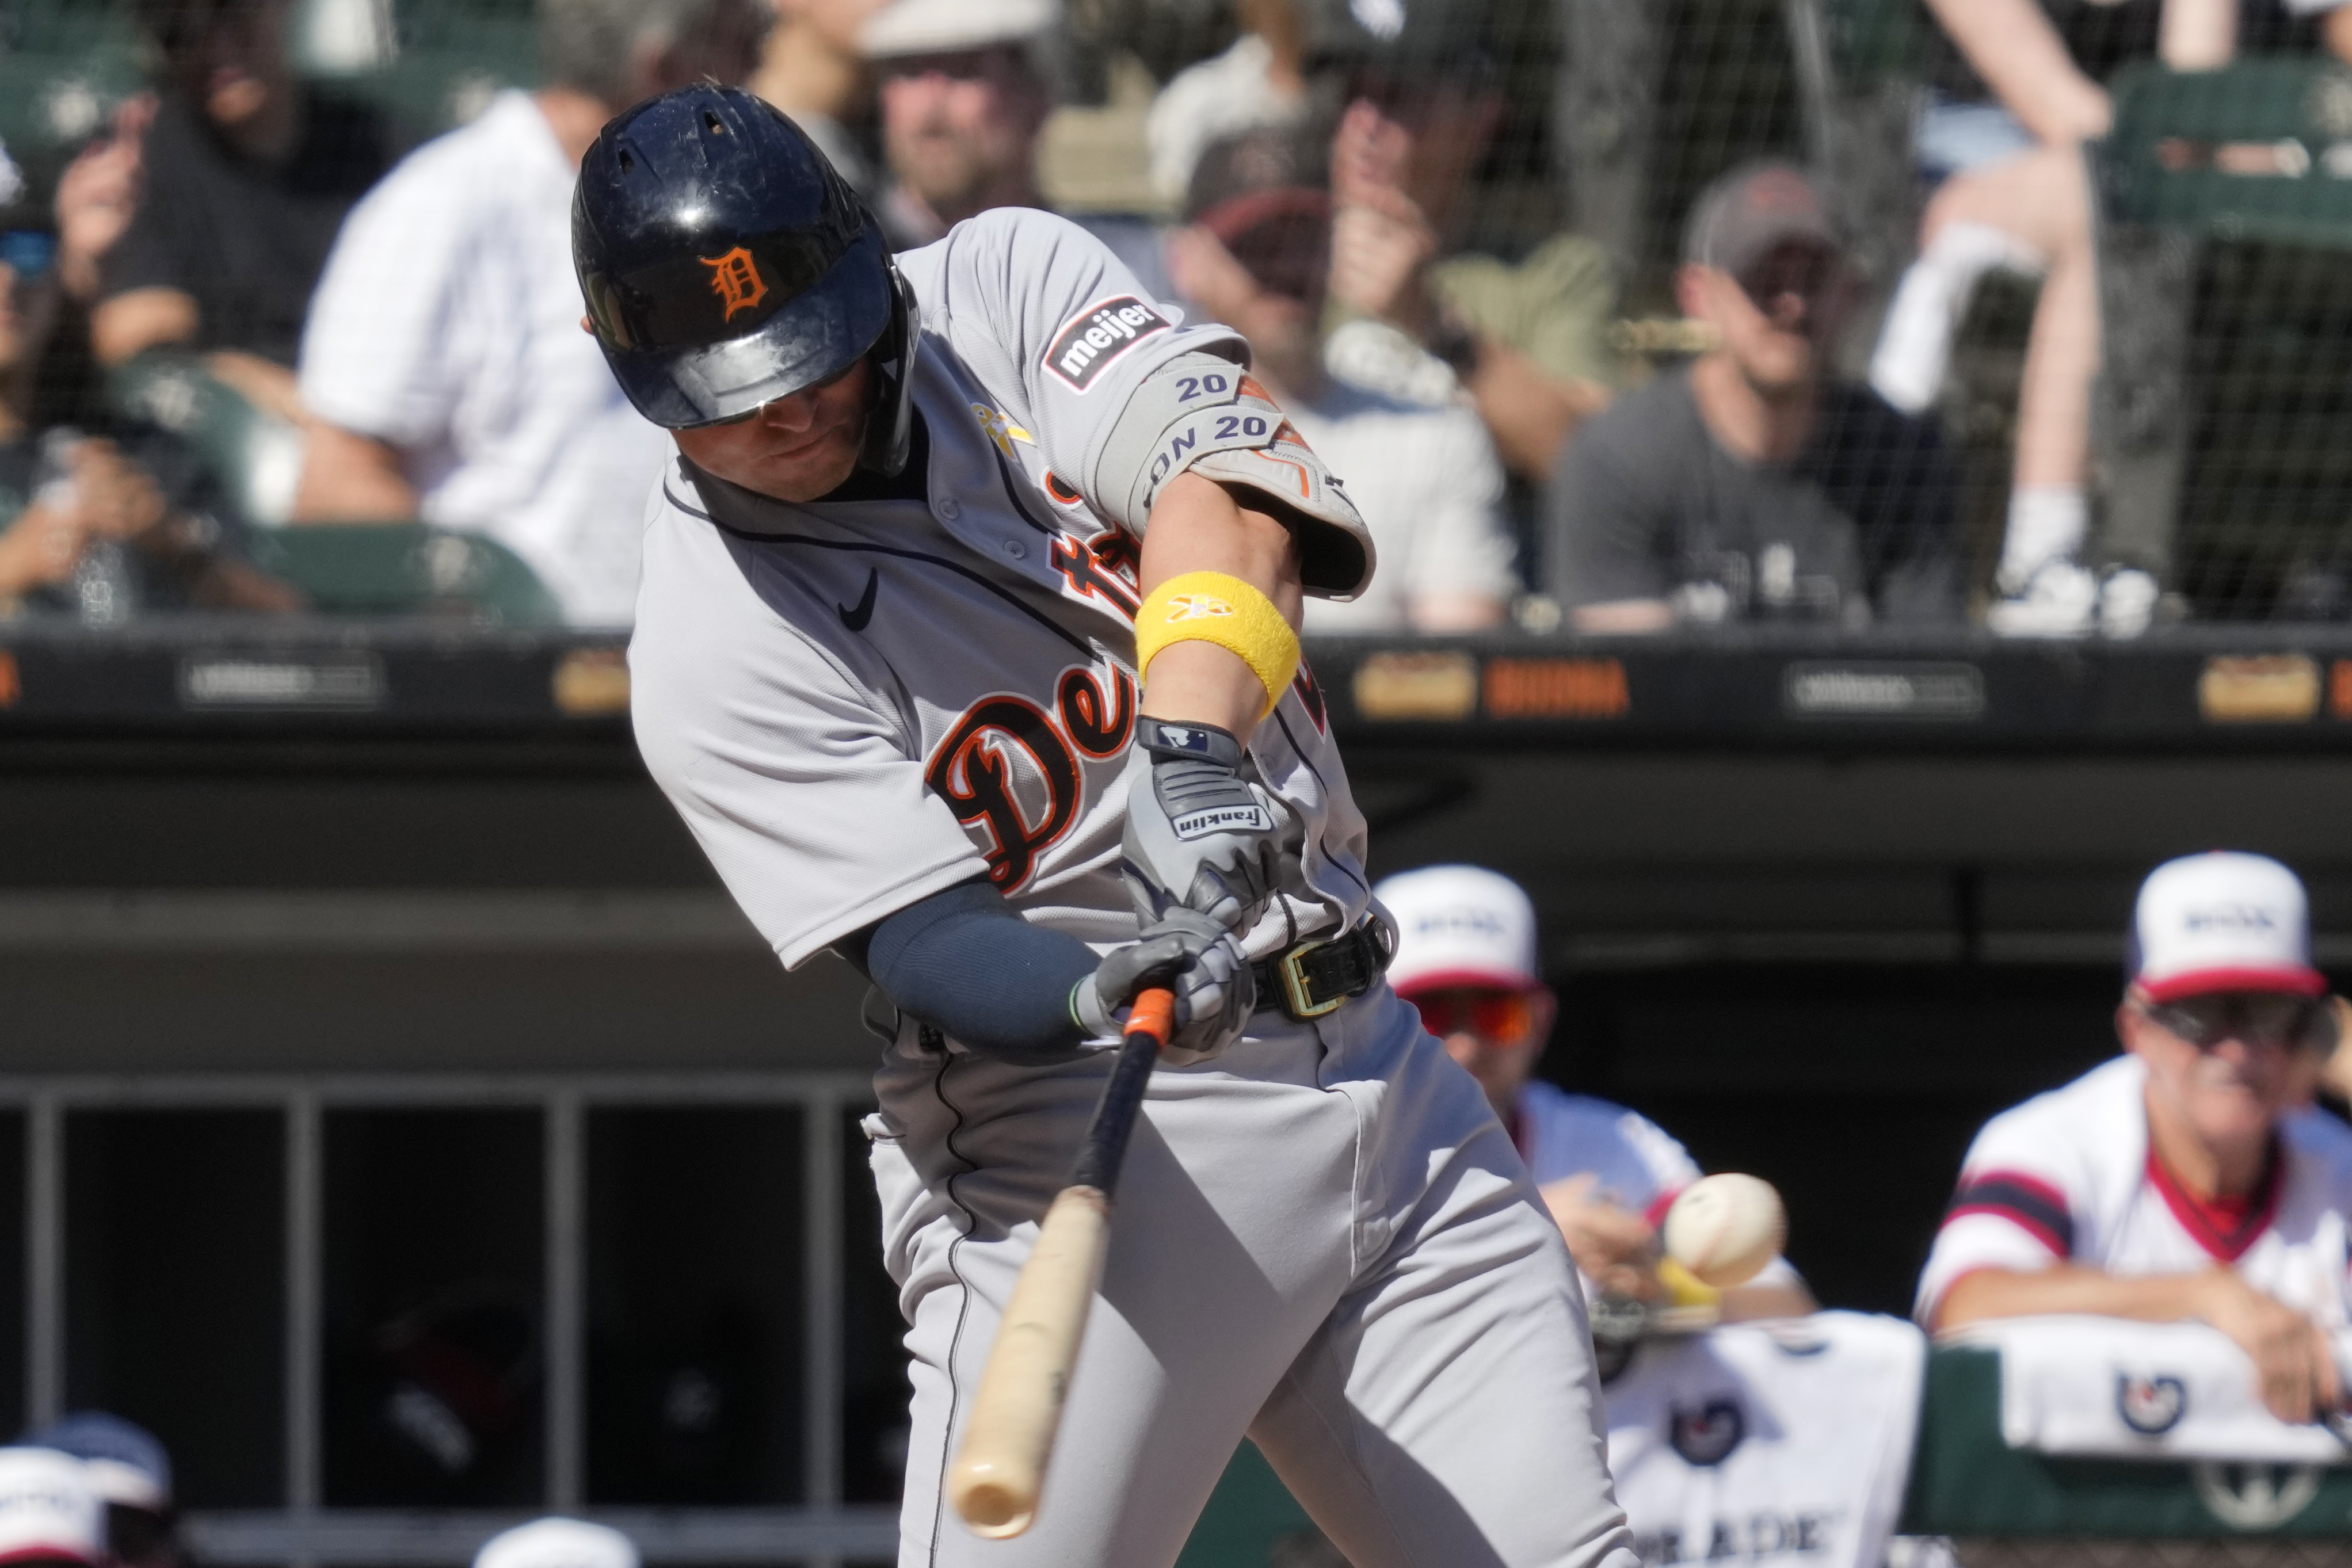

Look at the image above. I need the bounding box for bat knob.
[948,1459,1036,1538]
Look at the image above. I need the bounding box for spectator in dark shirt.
[88,0,395,424]
[1549,163,1963,632]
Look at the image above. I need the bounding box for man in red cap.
[1919,852,2352,1424]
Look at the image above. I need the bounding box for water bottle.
[38,428,136,626]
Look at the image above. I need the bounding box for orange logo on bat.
[702,246,768,321]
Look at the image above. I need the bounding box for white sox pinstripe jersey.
[1916,1056,2352,1326]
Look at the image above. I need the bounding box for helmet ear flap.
[859,261,922,478]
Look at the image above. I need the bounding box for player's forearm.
[1137,470,1305,736]
[1924,0,2110,143]
[848,878,1100,1062]
[1935,1263,2214,1333]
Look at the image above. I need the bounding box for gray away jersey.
[628,208,1377,970]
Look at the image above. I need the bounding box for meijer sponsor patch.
[1044,295,1172,392]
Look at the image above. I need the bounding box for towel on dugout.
[1603,1311,1926,1568]
[1946,1315,2352,1463]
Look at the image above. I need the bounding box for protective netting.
[6,0,2352,627]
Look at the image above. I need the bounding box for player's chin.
[2190,1080,2284,1138]
[754,424,867,502]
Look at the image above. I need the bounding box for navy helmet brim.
[606,223,895,430]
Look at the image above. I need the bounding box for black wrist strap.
[1136,716,1243,769]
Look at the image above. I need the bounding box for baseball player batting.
[574,85,1637,1568]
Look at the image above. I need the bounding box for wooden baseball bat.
[946,985,1176,1539]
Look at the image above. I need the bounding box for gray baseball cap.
[1682,161,1844,278]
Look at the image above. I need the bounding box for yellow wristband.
[1133,571,1301,720]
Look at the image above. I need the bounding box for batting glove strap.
[1074,909,1257,1066]
[1135,715,1244,769]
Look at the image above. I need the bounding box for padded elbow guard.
[1093,352,1375,598]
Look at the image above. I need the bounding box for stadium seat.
[247,524,565,623]
[327,19,540,136]
[2090,58,2352,615]
[105,352,307,528]
[0,0,143,171]
[105,358,562,623]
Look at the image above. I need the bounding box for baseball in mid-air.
[1663,1173,1787,1289]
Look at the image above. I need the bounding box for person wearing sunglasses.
[1164,127,1517,634]
[0,189,298,616]
[1378,863,1814,1322]
[1920,851,2352,1425]
[1547,162,1965,635]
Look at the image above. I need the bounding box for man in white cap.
[473,1518,638,1568]
[859,0,1171,295]
[1376,863,1813,1320]
[19,1413,176,1568]
[0,1447,104,1568]
[1918,851,2352,1424]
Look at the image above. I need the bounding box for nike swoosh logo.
[837,568,879,631]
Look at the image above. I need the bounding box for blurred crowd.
[6,0,2352,631]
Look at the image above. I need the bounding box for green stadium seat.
[2088,59,2352,613]
[249,523,565,623]
[2102,57,2352,247]
[104,356,562,623]
[328,21,541,137]
[105,351,306,528]
[0,0,143,168]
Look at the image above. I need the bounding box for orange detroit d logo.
[702,246,768,321]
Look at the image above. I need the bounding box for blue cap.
[17,1414,170,1510]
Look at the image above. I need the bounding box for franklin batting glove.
[1120,717,1284,932]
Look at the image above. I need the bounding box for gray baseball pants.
[864,983,1641,1568]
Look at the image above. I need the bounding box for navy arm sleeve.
[841,878,1100,1063]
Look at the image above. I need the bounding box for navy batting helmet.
[573,84,918,472]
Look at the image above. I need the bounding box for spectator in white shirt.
[1163,128,1517,634]
[292,0,768,624]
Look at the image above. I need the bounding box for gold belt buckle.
[1278,938,1347,1018]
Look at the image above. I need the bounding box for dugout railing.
[0,1071,902,1568]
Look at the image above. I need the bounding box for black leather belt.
[1251,921,1392,1021]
